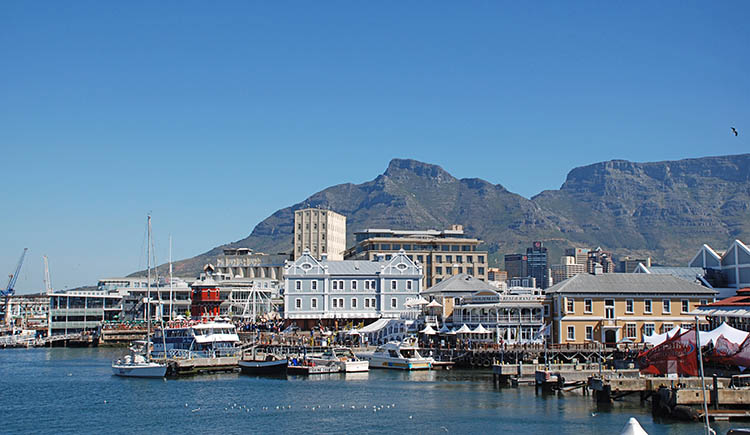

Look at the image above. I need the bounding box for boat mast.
[169,235,173,322]
[147,214,152,360]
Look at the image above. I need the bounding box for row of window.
[368,244,478,252]
[565,298,709,316]
[293,280,413,291]
[567,322,695,341]
[293,297,398,310]
[435,266,485,275]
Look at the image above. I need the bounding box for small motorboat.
[112,354,167,378]
[361,337,433,370]
[310,347,369,373]
[287,357,341,375]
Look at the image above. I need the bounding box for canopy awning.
[456,324,473,334]
[426,300,442,308]
[472,324,490,334]
[420,325,437,335]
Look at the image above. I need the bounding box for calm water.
[0,348,744,434]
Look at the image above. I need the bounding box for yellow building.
[546,273,717,345]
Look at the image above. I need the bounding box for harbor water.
[1,348,741,434]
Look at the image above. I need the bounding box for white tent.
[472,324,490,334]
[405,296,429,307]
[425,300,442,308]
[699,322,749,345]
[456,324,473,334]
[643,326,687,346]
[420,325,437,335]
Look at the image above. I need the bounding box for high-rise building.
[487,268,508,283]
[293,208,347,261]
[504,254,528,279]
[550,255,586,285]
[526,241,549,289]
[343,225,487,288]
[587,247,616,273]
[619,256,652,273]
[564,248,589,267]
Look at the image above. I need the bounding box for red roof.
[707,288,750,307]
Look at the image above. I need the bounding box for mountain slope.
[161,154,750,277]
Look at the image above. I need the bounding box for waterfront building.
[550,256,586,286]
[620,256,652,273]
[526,241,549,289]
[689,240,750,291]
[504,253,527,279]
[546,272,717,346]
[216,248,290,281]
[284,250,422,329]
[343,225,488,288]
[294,208,347,261]
[694,288,750,332]
[2,294,49,330]
[451,288,547,344]
[189,270,280,321]
[48,289,123,336]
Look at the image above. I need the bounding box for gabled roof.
[320,260,383,275]
[634,265,705,284]
[707,289,750,307]
[546,273,717,295]
[422,273,495,295]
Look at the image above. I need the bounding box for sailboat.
[112,215,167,378]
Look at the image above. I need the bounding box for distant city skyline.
[2,2,748,292]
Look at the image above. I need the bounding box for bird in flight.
[732,127,738,136]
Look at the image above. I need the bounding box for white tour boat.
[151,322,241,359]
[362,337,433,370]
[310,347,370,373]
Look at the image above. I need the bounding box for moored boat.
[362,337,433,370]
[239,350,288,376]
[112,354,167,378]
[310,347,369,373]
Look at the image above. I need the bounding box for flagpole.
[695,315,712,435]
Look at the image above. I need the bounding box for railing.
[152,347,242,360]
[451,315,542,324]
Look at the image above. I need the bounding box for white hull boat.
[310,347,369,373]
[362,338,432,370]
[112,355,167,378]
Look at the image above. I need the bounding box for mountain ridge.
[146,154,750,278]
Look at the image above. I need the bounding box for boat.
[287,357,341,375]
[310,347,369,373]
[362,337,433,370]
[151,322,241,359]
[239,348,287,376]
[112,215,167,378]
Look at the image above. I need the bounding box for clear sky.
[2,1,748,293]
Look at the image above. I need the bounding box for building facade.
[620,257,652,273]
[550,256,586,286]
[690,240,750,290]
[504,254,527,279]
[587,247,616,273]
[294,208,347,261]
[547,273,716,346]
[343,226,487,288]
[284,250,422,328]
[526,241,549,289]
[216,248,290,281]
[48,290,123,336]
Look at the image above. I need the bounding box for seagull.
[732,127,739,136]
[440,427,449,433]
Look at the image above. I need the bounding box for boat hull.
[112,363,167,378]
[368,357,432,370]
[309,358,370,373]
[239,359,288,376]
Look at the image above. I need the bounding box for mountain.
[157,154,750,278]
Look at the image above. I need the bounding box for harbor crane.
[2,248,28,326]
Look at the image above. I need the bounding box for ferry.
[362,338,433,370]
[310,347,370,373]
[152,322,241,359]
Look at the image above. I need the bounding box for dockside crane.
[2,248,28,327]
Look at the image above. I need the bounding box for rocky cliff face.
[162,154,750,277]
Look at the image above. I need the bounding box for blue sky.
[2,1,748,292]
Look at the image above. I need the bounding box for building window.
[436,267,442,274]
[391,298,397,308]
[295,299,301,309]
[663,299,671,314]
[364,299,370,308]
[467,267,474,275]
[446,255,453,263]
[544,305,550,317]
[644,299,652,314]
[585,326,593,341]
[417,255,423,263]
[467,255,473,263]
[295,281,301,291]
[332,281,338,291]
[457,255,463,263]
[351,298,357,308]
[626,323,637,339]
[626,299,634,314]
[311,298,317,309]
[352,280,357,290]
[605,299,615,319]
[364,280,370,290]
[478,256,485,263]
[566,298,574,314]
[391,281,397,290]
[436,255,442,263]
[661,323,673,333]
[643,323,655,337]
[681,300,689,313]
[584,299,592,313]
[567,326,575,341]
[406,281,412,291]
[311,281,317,291]
[371,298,377,308]
[700,299,708,306]
[338,280,344,290]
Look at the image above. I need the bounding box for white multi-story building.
[284,250,422,329]
[294,208,347,261]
